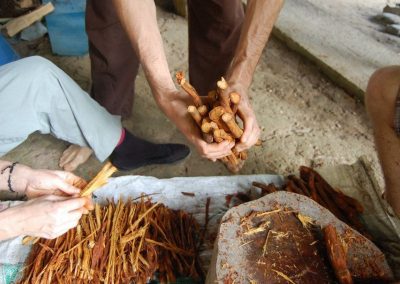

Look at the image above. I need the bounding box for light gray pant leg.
[0,56,122,161]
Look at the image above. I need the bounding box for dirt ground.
[3,7,383,187]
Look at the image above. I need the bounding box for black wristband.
[1,162,19,193]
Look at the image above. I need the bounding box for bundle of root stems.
[252,166,369,238]
[175,71,261,173]
[19,199,202,284]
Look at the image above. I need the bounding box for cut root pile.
[19,199,202,284]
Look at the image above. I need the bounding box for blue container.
[43,0,88,56]
[0,35,20,66]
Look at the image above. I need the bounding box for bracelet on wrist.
[0,162,19,193]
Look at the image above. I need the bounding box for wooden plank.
[272,0,399,102]
[5,2,54,37]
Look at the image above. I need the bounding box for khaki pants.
[0,56,122,161]
[86,0,244,118]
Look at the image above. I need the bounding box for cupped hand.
[11,195,89,239]
[224,83,261,152]
[194,139,235,161]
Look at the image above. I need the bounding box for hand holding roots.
[176,72,260,173]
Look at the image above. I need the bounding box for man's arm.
[112,0,234,160]
[226,0,284,152]
[0,160,84,197]
[0,195,89,240]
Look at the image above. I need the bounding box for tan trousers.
[86,0,244,118]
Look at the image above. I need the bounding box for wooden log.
[187,105,202,127]
[216,77,233,113]
[323,225,353,284]
[197,105,208,117]
[286,179,306,196]
[5,3,54,37]
[229,92,240,114]
[176,72,203,107]
[252,181,277,194]
[221,113,243,139]
[287,175,311,197]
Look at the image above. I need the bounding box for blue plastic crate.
[43,0,88,56]
[0,35,20,66]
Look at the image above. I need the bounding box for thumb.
[52,177,80,196]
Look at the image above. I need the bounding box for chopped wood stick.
[307,171,318,201]
[202,133,214,144]
[209,106,225,122]
[323,225,353,284]
[314,179,350,224]
[80,162,117,197]
[229,92,240,114]
[226,152,239,166]
[216,77,233,114]
[209,106,230,132]
[304,166,363,211]
[285,185,295,193]
[198,117,214,143]
[73,178,88,190]
[201,122,212,134]
[176,72,203,107]
[340,192,364,214]
[207,90,218,103]
[222,113,243,139]
[197,105,208,117]
[286,180,306,195]
[201,120,218,143]
[239,150,248,160]
[188,105,202,127]
[181,192,195,197]
[226,154,241,173]
[213,129,234,142]
[314,173,364,215]
[252,182,277,194]
[22,236,39,245]
[300,166,366,235]
[318,181,367,236]
[290,175,311,197]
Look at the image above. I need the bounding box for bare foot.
[59,145,93,171]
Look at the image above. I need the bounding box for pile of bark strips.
[18,199,203,284]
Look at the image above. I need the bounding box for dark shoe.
[110,142,190,171]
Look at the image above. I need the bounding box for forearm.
[112,0,176,96]
[227,0,284,89]
[0,160,29,194]
[0,206,23,240]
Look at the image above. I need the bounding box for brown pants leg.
[187,0,244,96]
[86,0,139,118]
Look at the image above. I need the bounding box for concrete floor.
[2,7,383,189]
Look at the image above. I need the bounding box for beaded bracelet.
[0,162,19,193]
